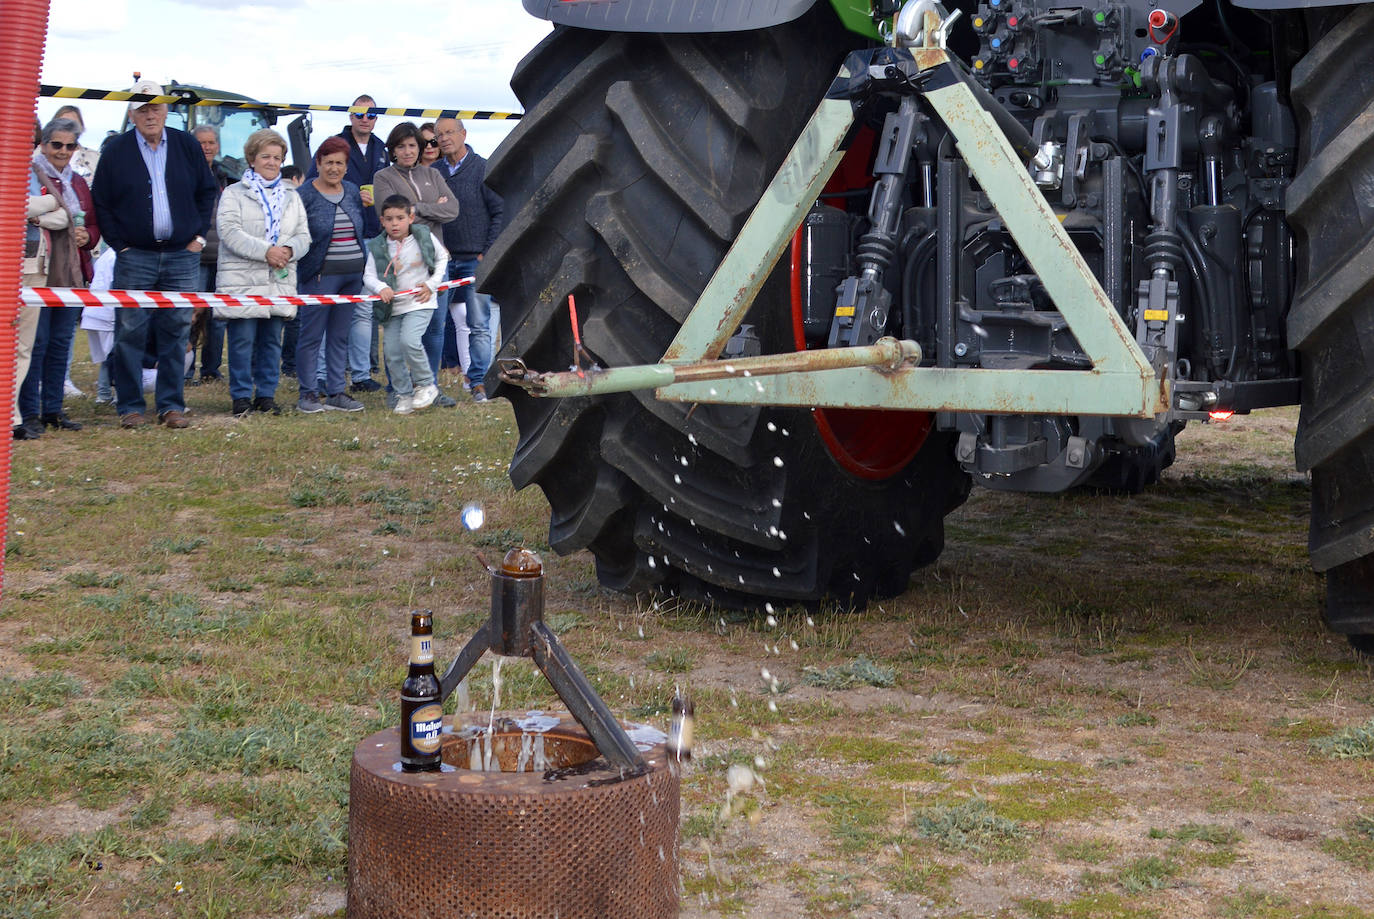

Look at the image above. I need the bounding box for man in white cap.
[91,79,218,429]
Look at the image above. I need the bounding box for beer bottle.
[666,686,694,762]
[400,610,443,772]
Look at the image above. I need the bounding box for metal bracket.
[438,556,647,774]
[503,42,1165,419]
[659,47,1162,418]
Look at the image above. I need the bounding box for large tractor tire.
[1288,5,1374,651]
[480,7,969,609]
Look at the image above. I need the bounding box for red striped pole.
[0,0,51,597]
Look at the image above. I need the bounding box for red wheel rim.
[789,129,933,481]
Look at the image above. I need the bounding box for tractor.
[479,0,1374,652]
[114,79,313,177]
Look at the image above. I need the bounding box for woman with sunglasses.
[17,117,101,439]
[420,123,441,168]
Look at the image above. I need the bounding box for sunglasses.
[48,140,79,151]
[352,112,378,120]
[423,138,438,148]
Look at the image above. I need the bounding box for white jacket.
[214,179,310,319]
[27,193,69,230]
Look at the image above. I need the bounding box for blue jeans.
[298,274,361,396]
[349,303,374,383]
[423,289,448,380]
[383,309,435,395]
[442,309,462,368]
[196,263,226,379]
[450,258,491,387]
[281,315,300,374]
[226,317,284,401]
[112,248,199,416]
[20,305,80,419]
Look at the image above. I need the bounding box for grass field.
[3,355,1373,918]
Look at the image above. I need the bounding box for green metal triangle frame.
[657,50,1165,419]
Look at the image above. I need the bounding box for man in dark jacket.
[92,80,218,429]
[307,95,389,237]
[306,94,390,391]
[434,117,504,402]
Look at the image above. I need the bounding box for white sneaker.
[393,395,414,415]
[412,383,439,410]
[64,380,85,398]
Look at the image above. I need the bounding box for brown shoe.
[158,410,190,429]
[119,412,146,429]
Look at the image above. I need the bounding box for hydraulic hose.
[0,0,52,595]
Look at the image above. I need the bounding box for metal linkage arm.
[438,621,492,703]
[530,621,647,774]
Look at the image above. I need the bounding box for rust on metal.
[347,714,680,919]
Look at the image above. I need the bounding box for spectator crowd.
[16,84,505,439]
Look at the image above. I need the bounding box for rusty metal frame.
[504,47,1166,419]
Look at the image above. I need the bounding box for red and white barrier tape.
[19,276,474,309]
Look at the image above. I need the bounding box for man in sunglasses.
[307,94,391,391]
[309,94,389,239]
[91,79,218,429]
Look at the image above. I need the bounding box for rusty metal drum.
[347,712,680,919]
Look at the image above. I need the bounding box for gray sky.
[36,0,552,159]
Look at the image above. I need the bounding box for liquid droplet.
[461,503,485,530]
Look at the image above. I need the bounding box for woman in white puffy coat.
[215,129,310,416]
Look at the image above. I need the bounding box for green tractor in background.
[116,79,312,177]
[480,0,1374,651]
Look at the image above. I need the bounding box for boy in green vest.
[363,194,450,414]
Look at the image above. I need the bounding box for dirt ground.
[656,407,1374,917]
